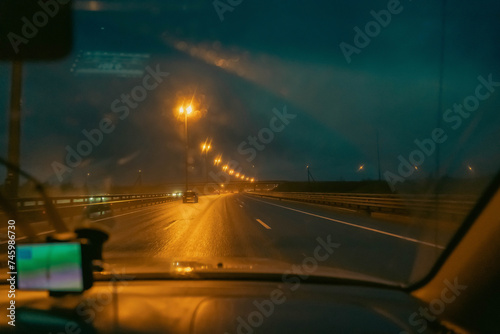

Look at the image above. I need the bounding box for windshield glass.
[1,0,499,286]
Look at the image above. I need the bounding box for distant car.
[182,190,198,203]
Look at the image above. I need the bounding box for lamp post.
[213,155,222,167]
[4,61,23,199]
[201,139,212,184]
[179,105,193,191]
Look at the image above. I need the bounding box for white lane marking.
[95,208,153,222]
[37,230,55,236]
[0,229,56,245]
[0,236,26,245]
[163,220,179,231]
[329,206,357,212]
[89,201,179,222]
[247,196,444,249]
[256,219,271,230]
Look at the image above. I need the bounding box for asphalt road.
[98,193,451,283]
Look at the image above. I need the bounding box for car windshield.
[0,0,499,286]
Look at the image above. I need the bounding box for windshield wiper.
[0,156,69,235]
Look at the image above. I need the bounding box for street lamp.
[179,104,193,191]
[213,154,222,166]
[84,172,90,194]
[135,169,143,186]
[201,138,212,183]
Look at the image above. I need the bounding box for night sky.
[0,0,499,190]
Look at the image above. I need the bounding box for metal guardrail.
[0,193,182,255]
[1,193,181,226]
[249,191,476,220]
[13,193,175,209]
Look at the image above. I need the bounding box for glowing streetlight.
[201,138,212,183]
[213,154,222,166]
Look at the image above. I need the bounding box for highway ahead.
[100,193,453,284]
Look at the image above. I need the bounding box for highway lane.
[100,193,450,283]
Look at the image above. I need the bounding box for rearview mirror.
[0,0,73,60]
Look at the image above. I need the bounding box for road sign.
[71,51,150,77]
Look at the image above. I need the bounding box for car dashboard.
[0,279,450,334]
